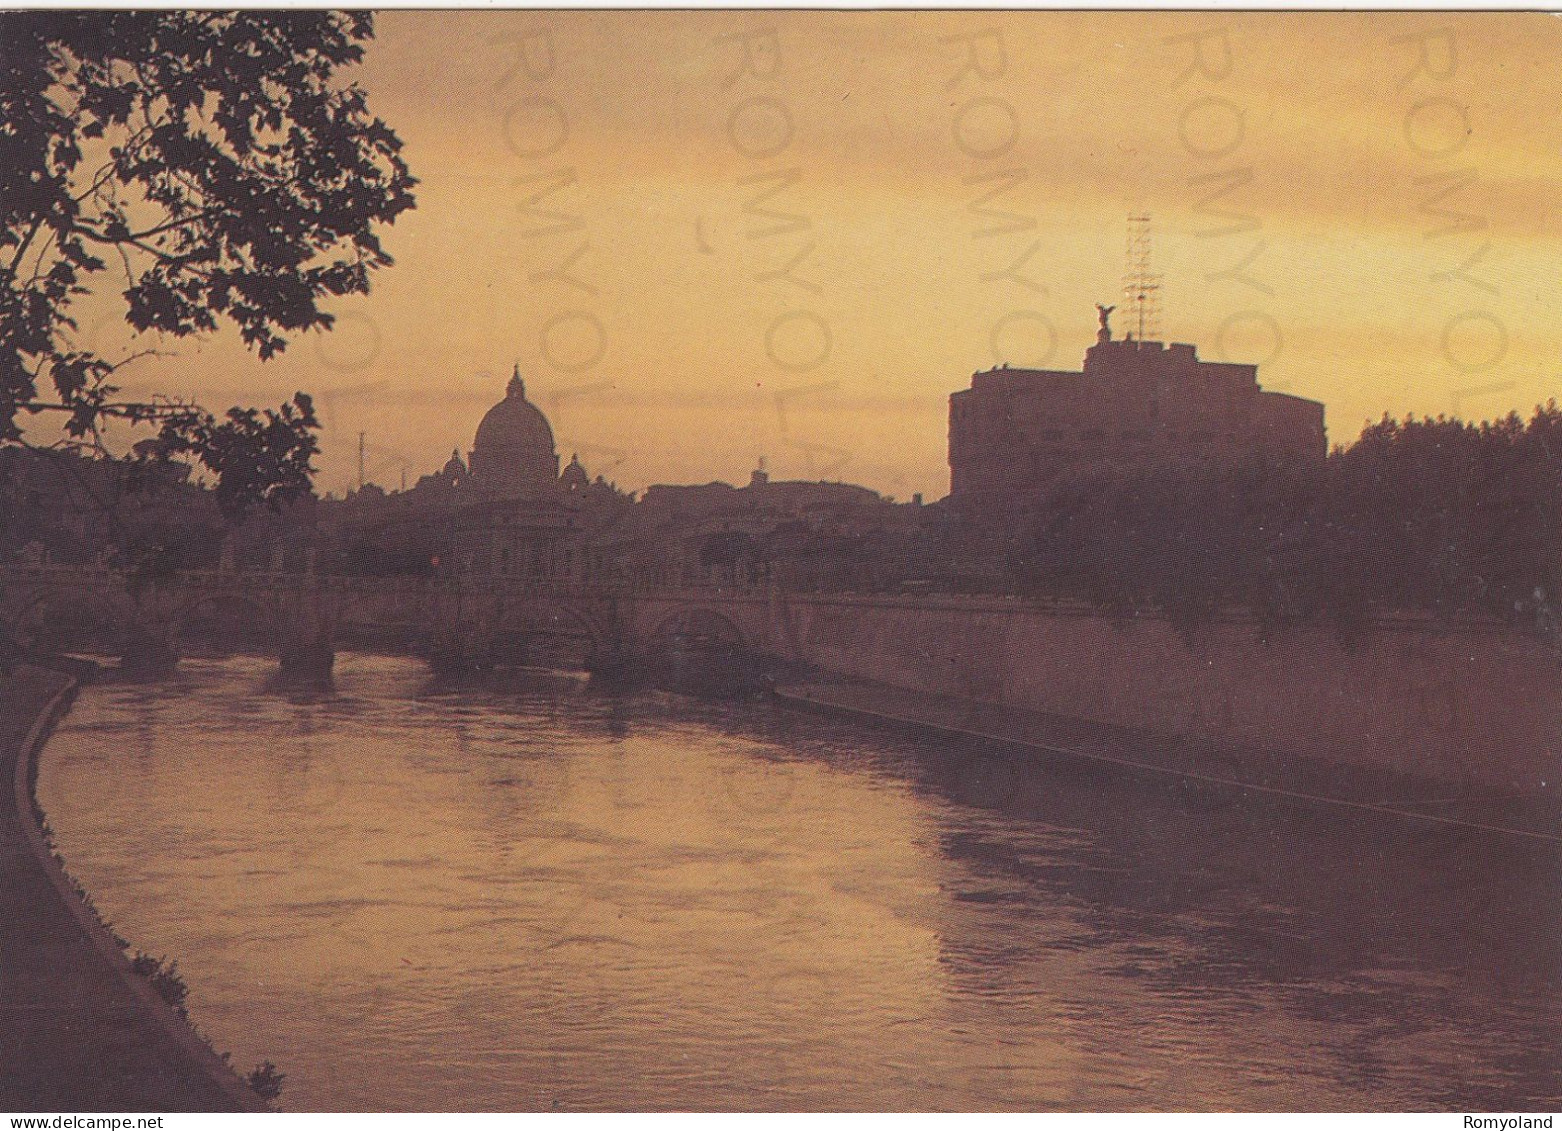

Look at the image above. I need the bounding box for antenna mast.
[1123,213,1163,343]
[357,431,366,491]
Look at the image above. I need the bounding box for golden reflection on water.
[35,655,1562,1111]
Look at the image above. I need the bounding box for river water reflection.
[36,654,1562,1110]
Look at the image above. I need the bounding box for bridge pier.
[276,598,335,683]
[583,643,636,684]
[424,618,485,676]
[120,625,178,679]
[278,634,335,682]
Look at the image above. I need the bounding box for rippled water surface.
[37,654,1562,1111]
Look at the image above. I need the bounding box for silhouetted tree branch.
[0,11,414,512]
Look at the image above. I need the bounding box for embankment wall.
[1,664,266,1111]
[772,597,1559,792]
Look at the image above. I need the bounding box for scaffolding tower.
[1122,214,1163,343]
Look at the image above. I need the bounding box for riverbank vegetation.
[128,952,189,1015]
[246,1062,286,1102]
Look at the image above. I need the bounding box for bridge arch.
[173,592,283,651]
[496,599,605,642]
[627,604,764,693]
[643,606,747,652]
[488,599,606,670]
[333,588,431,649]
[4,587,135,653]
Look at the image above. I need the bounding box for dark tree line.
[1008,405,1562,635]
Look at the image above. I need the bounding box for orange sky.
[81,11,1562,500]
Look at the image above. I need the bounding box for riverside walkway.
[0,665,261,1112]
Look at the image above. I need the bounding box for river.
[35,653,1562,1111]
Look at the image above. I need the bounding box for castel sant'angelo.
[948,305,1326,511]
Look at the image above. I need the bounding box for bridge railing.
[0,565,679,602]
[2,565,1526,638]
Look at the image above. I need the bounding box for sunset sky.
[89,10,1562,500]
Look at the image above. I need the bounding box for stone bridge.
[0,565,797,680]
[4,566,1557,789]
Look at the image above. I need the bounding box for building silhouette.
[948,311,1325,508]
[313,367,916,589]
[9,328,1334,596]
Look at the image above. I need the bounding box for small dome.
[561,452,589,491]
[470,365,558,495]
